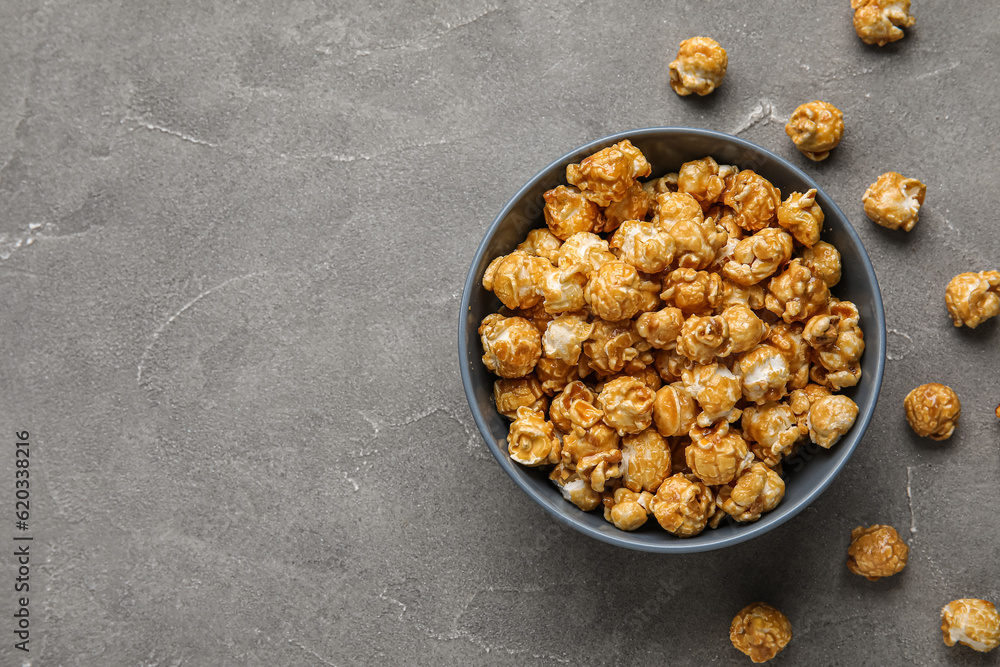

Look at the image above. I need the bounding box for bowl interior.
[459,128,886,553]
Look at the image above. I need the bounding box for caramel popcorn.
[852,0,915,46]
[656,193,728,270]
[677,314,730,364]
[668,36,728,97]
[724,170,782,233]
[847,524,909,581]
[686,422,753,486]
[556,232,616,277]
[601,183,654,233]
[653,191,703,228]
[737,344,791,404]
[904,383,961,440]
[605,487,650,531]
[717,462,785,522]
[722,304,768,356]
[767,323,810,390]
[550,465,603,511]
[576,449,623,492]
[941,599,1000,653]
[682,363,742,427]
[651,473,714,536]
[659,268,722,314]
[542,314,593,365]
[566,140,652,206]
[653,383,698,437]
[479,314,542,378]
[807,300,865,390]
[542,185,600,240]
[678,156,726,210]
[945,271,1000,328]
[777,189,824,247]
[560,421,620,469]
[609,219,675,273]
[635,307,685,350]
[800,241,841,288]
[583,320,642,376]
[540,263,588,314]
[730,603,792,664]
[549,381,603,433]
[722,228,794,287]
[721,280,767,311]
[516,228,563,263]
[621,429,672,493]
[807,394,859,448]
[597,376,655,436]
[785,101,844,162]
[742,402,800,465]
[766,259,830,323]
[483,251,549,310]
[494,375,549,420]
[623,366,663,392]
[535,356,582,395]
[862,172,926,232]
[507,407,561,466]
[585,261,646,321]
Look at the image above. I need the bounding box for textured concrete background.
[1,1,998,665]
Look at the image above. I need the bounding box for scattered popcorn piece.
[610,219,676,273]
[847,524,909,581]
[653,383,699,437]
[724,170,782,232]
[494,375,549,419]
[941,598,1000,653]
[904,382,961,440]
[479,314,542,378]
[621,429,672,493]
[686,422,753,486]
[852,0,915,47]
[668,37,728,97]
[507,407,561,466]
[566,140,652,206]
[945,271,1000,328]
[651,473,714,536]
[717,462,785,522]
[862,172,926,232]
[729,602,793,664]
[777,189,824,247]
[785,101,844,162]
[597,376,656,436]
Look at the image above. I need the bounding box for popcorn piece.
[560,421,620,469]
[806,300,865,390]
[642,173,679,198]
[678,156,726,209]
[549,381,603,433]
[597,376,656,436]
[742,402,800,465]
[556,232,617,277]
[550,465,602,511]
[622,365,663,392]
[585,261,646,321]
[583,320,643,375]
[766,259,830,323]
[651,473,714,537]
[945,271,1000,329]
[736,344,791,404]
[507,407,561,466]
[576,449,623,492]
[686,422,753,486]
[777,189,824,247]
[668,36,728,97]
[682,363,742,427]
[542,314,594,365]
[863,172,926,232]
[847,524,909,581]
[653,347,696,383]
[494,375,548,419]
[721,280,767,311]
[621,429,672,493]
[479,314,542,378]
[730,603,793,664]
[609,219,676,273]
[788,383,832,432]
[717,462,785,522]
[656,192,728,270]
[852,0,915,47]
[653,191,704,228]
[785,101,844,162]
[767,322,810,390]
[724,170,782,232]
[543,185,601,240]
[807,394,859,448]
[722,228,794,287]
[484,251,550,310]
[721,304,768,355]
[941,599,1000,653]
[653,383,699,437]
[540,263,588,314]
[800,241,841,288]
[600,183,654,233]
[677,314,730,364]
[534,356,581,395]
[635,307,685,350]
[516,228,563,263]
[904,382,961,440]
[566,140,652,207]
[661,268,725,315]
[605,487,650,531]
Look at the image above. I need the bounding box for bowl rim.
[458,127,886,553]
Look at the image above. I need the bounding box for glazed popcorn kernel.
[636,307,685,350]
[479,313,542,378]
[549,381,603,433]
[806,299,865,390]
[777,189,824,247]
[682,362,742,427]
[516,228,563,263]
[686,422,753,486]
[904,382,961,440]
[945,271,1000,329]
[550,465,603,511]
[742,402,800,464]
[941,598,1000,653]
[766,258,830,323]
[483,251,550,310]
[540,263,588,314]
[721,304,768,356]
[678,156,727,209]
[494,375,549,420]
[651,473,715,537]
[862,172,926,232]
[730,602,792,664]
[800,240,842,288]
[767,322,810,390]
[661,268,724,315]
[737,344,791,404]
[583,319,642,375]
[785,101,845,162]
[846,524,909,581]
[807,394,859,448]
[542,185,601,241]
[597,376,656,436]
[585,260,646,321]
[621,428,672,493]
[722,228,794,287]
[507,407,561,466]
[542,313,593,365]
[653,383,699,437]
[535,356,582,395]
[724,170,782,232]
[677,314,730,364]
[566,139,652,207]
[610,219,676,273]
[601,182,654,233]
[717,462,785,523]
[605,487,651,531]
[721,280,767,311]
[668,36,728,97]
[852,0,915,47]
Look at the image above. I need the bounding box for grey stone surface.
[0,0,998,664]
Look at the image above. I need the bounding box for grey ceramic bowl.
[459,128,886,553]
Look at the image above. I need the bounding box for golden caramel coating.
[597,376,656,436]
[585,261,645,322]
[742,402,800,464]
[678,156,726,210]
[807,300,865,390]
[479,314,542,378]
[785,101,844,162]
[621,365,663,392]
[566,140,652,207]
[722,304,768,356]
[655,192,729,270]
[661,268,725,315]
[539,263,588,314]
[730,603,792,664]
[721,280,767,311]
[945,271,1000,329]
[635,307,685,350]
[534,356,581,396]
[687,422,753,486]
[788,383,831,432]
[653,383,699,437]
[767,322,810,390]
[601,182,654,233]
[583,320,642,375]
[543,185,601,240]
[852,0,915,46]
[653,191,703,228]
[766,259,830,323]
[668,36,728,97]
[560,421,620,469]
[494,375,549,420]
[724,170,782,233]
[651,473,714,536]
[808,394,859,448]
[610,220,676,273]
[683,363,742,427]
[556,231,616,276]
[549,381,603,433]
[605,487,650,531]
[507,407,561,466]
[550,465,603,511]
[677,314,730,364]
[777,189,824,247]
[576,448,623,492]
[542,314,593,365]
[847,524,909,581]
[737,344,791,404]
[904,383,961,440]
[722,228,794,287]
[653,347,696,383]
[516,228,563,263]
[800,241,841,288]
[717,462,785,522]
[642,173,679,200]
[485,251,550,310]
[862,172,926,232]
[941,599,1000,653]
[621,429,672,493]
